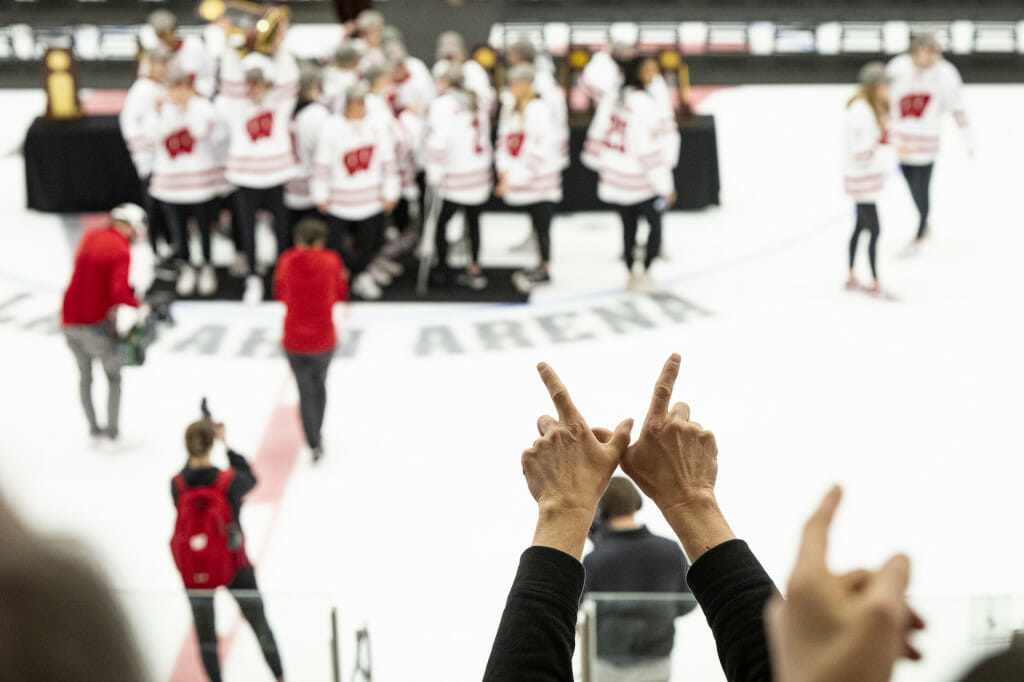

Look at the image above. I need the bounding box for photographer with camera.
[61,204,149,442]
[170,416,285,682]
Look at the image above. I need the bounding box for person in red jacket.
[61,204,146,440]
[274,218,349,462]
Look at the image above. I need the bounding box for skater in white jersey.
[286,63,330,234]
[145,64,228,297]
[583,57,676,288]
[887,31,972,253]
[312,83,400,300]
[495,64,563,293]
[323,40,362,115]
[844,63,893,297]
[217,52,298,304]
[120,46,171,258]
[426,62,493,290]
[147,10,217,98]
[434,31,496,117]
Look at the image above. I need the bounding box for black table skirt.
[485,114,720,213]
[23,113,719,214]
[24,115,143,213]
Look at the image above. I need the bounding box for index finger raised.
[537,362,584,423]
[647,354,681,422]
[796,485,842,569]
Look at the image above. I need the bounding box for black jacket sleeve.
[483,546,585,682]
[226,450,257,509]
[686,539,779,682]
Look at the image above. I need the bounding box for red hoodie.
[62,226,138,326]
[274,247,349,354]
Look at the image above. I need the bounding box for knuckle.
[654,385,672,401]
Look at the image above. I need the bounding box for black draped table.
[24,115,142,213]
[24,113,719,214]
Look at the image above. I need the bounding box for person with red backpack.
[170,418,285,682]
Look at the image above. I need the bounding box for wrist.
[659,493,736,563]
[532,503,595,561]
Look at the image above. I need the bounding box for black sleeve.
[171,479,179,506]
[483,546,585,682]
[226,450,257,507]
[685,539,779,682]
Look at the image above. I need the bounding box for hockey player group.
[119,9,686,303]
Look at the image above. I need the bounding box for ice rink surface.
[0,83,1023,681]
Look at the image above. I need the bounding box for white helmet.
[111,203,148,237]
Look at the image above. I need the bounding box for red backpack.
[170,470,245,589]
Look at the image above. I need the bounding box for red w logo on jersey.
[246,111,274,142]
[899,94,932,119]
[165,128,195,158]
[603,115,628,153]
[343,145,375,175]
[506,132,525,157]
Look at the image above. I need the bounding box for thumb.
[606,418,634,454]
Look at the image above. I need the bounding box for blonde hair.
[185,419,215,459]
[848,83,889,131]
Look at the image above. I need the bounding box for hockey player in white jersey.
[144,64,228,297]
[217,52,298,304]
[887,31,973,252]
[505,39,570,171]
[434,31,496,117]
[147,10,217,98]
[312,84,401,300]
[844,63,893,297]
[120,46,171,257]
[495,64,564,292]
[583,56,676,288]
[426,62,493,290]
[323,40,362,115]
[286,63,330,234]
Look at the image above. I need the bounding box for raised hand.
[620,353,734,561]
[766,487,925,682]
[522,362,633,559]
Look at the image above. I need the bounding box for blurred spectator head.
[381,25,404,48]
[610,41,638,62]
[185,419,216,459]
[110,203,148,242]
[910,30,942,68]
[243,52,274,100]
[385,40,408,64]
[437,31,467,62]
[146,45,172,82]
[506,38,537,67]
[298,60,323,101]
[435,60,464,92]
[857,60,891,99]
[295,218,329,248]
[0,494,145,681]
[336,40,363,69]
[599,476,643,521]
[344,82,369,120]
[148,9,178,43]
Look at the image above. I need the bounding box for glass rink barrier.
[578,594,1024,682]
[116,589,370,682]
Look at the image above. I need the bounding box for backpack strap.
[213,468,235,495]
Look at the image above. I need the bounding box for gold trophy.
[44,48,83,121]
[198,0,290,55]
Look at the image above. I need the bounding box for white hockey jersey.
[218,49,300,103]
[217,85,297,189]
[582,88,674,206]
[394,56,436,115]
[579,50,619,106]
[843,99,889,203]
[433,58,496,116]
[119,77,165,178]
[886,54,971,164]
[496,97,563,207]
[285,101,330,210]
[648,75,681,169]
[312,115,400,221]
[145,96,226,205]
[367,92,422,201]
[426,91,494,206]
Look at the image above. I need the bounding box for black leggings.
[435,200,482,269]
[900,163,933,240]
[161,199,218,264]
[617,198,662,271]
[141,176,169,255]
[524,202,555,264]
[234,185,290,275]
[849,203,881,280]
[327,214,383,275]
[188,565,284,682]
